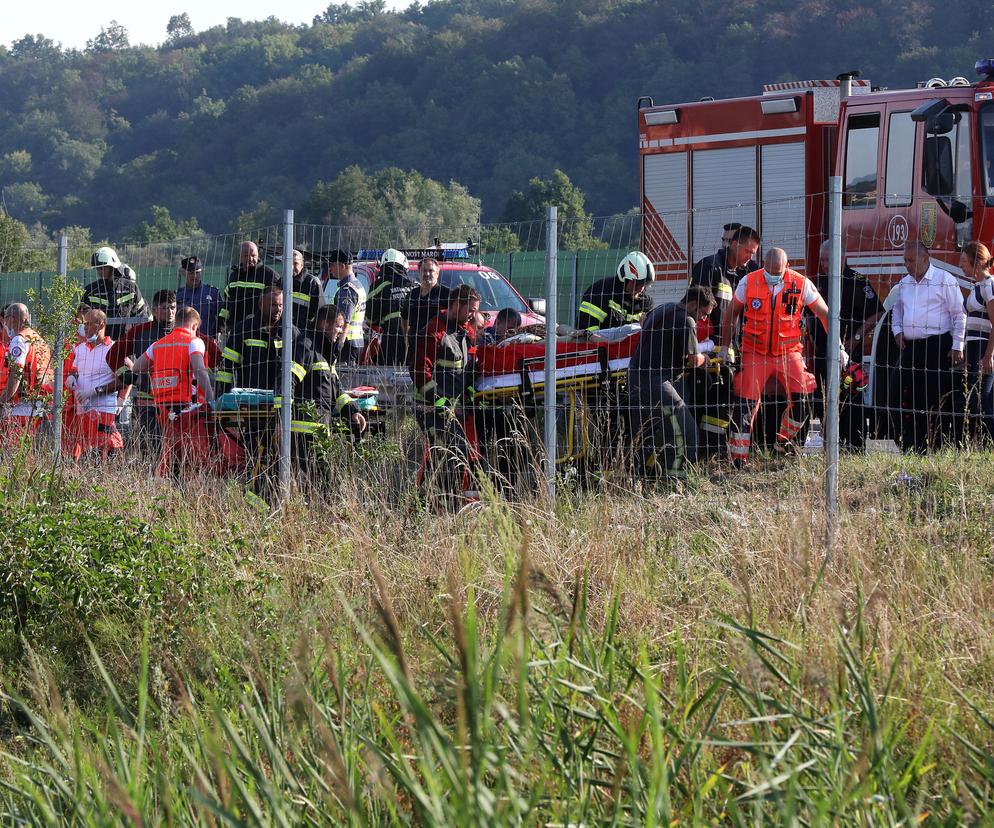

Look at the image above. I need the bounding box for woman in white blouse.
[961,241,994,441]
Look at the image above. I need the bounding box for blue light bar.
[976,58,994,80]
[356,247,470,261]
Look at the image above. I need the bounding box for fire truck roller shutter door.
[760,143,807,270]
[691,146,757,265]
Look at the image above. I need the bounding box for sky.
[4,0,405,50]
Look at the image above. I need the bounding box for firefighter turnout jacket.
[80,274,149,341]
[215,316,307,405]
[290,270,325,332]
[367,266,416,364]
[300,332,360,427]
[411,314,476,407]
[218,264,279,334]
[576,277,653,332]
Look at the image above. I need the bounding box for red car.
[352,249,546,362]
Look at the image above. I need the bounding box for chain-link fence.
[3,196,990,546]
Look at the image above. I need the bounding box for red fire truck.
[638,62,994,307]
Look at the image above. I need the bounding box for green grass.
[0,450,992,824]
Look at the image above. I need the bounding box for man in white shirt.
[64,308,126,460]
[888,241,966,452]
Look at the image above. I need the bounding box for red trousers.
[63,410,123,460]
[157,409,244,478]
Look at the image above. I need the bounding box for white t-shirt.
[5,334,37,416]
[965,276,994,341]
[72,339,118,414]
[734,272,821,306]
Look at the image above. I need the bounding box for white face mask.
[78,323,87,338]
[3,325,13,339]
[764,270,784,287]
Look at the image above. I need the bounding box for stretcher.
[473,332,640,402]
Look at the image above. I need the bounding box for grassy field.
[0,446,993,825]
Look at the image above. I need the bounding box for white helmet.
[380,248,409,269]
[616,251,654,283]
[91,246,122,269]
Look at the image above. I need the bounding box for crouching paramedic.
[410,284,481,498]
[718,247,836,463]
[130,307,221,477]
[626,286,716,478]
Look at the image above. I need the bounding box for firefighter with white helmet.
[367,248,417,364]
[576,251,654,332]
[81,246,149,341]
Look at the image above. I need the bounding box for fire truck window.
[922,110,971,200]
[884,112,915,207]
[983,107,994,200]
[843,113,880,208]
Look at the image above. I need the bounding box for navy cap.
[327,249,354,264]
[180,256,202,272]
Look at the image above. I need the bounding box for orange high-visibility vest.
[149,327,196,406]
[740,269,806,356]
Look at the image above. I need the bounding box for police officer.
[627,286,716,479]
[81,247,150,341]
[576,251,654,331]
[690,226,760,343]
[367,248,415,365]
[323,249,367,366]
[809,240,883,450]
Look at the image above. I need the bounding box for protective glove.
[715,346,731,363]
[839,346,850,369]
[65,374,77,391]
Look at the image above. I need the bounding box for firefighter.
[129,306,223,478]
[217,241,280,336]
[367,248,415,365]
[627,286,716,479]
[576,251,654,332]
[289,249,325,334]
[691,226,760,345]
[323,249,367,366]
[810,240,884,450]
[107,289,177,453]
[0,303,53,448]
[63,308,126,461]
[410,284,481,502]
[215,281,307,505]
[293,306,369,482]
[888,241,966,453]
[81,246,150,341]
[718,248,836,464]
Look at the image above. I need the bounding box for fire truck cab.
[638,62,994,304]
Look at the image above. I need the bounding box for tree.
[128,205,203,243]
[0,210,47,272]
[502,170,604,250]
[314,0,387,25]
[300,166,481,244]
[86,21,130,53]
[231,201,280,238]
[166,13,195,42]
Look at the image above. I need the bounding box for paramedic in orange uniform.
[718,247,837,463]
[130,306,217,478]
[0,303,53,448]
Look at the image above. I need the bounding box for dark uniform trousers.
[813,355,867,450]
[627,375,697,479]
[889,332,957,452]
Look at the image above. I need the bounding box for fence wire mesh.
[1,200,990,518]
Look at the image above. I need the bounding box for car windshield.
[982,104,994,201]
[412,268,529,314]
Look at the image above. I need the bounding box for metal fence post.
[824,177,843,557]
[280,210,294,499]
[544,206,558,503]
[51,233,68,468]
